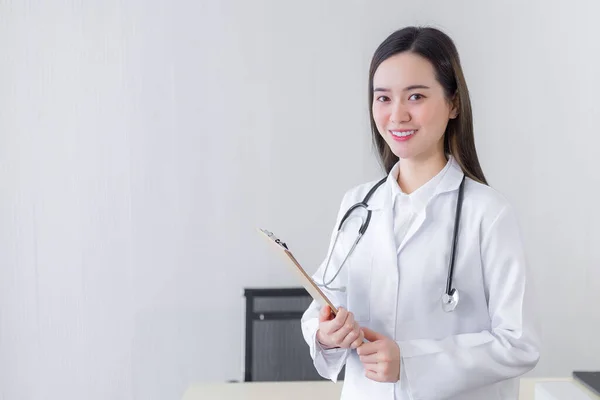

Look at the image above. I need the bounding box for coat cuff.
[311,329,349,382]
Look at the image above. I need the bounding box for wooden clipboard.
[257,228,338,315]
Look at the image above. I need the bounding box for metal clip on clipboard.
[257,228,338,315]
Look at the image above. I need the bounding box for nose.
[390,101,411,124]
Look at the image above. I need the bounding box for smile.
[390,130,416,137]
[389,129,418,141]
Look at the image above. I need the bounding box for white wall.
[1,1,599,399]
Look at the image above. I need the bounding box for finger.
[362,362,379,373]
[318,305,332,322]
[362,326,385,342]
[329,307,348,331]
[339,327,360,348]
[356,340,379,356]
[365,369,384,382]
[320,307,346,336]
[350,329,365,349]
[359,352,381,364]
[330,312,356,345]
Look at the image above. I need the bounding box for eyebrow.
[373,85,431,92]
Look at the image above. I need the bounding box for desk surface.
[183,378,588,400]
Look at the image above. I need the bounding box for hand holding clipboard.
[257,228,371,352]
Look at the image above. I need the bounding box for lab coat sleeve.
[301,300,350,382]
[300,192,352,382]
[397,205,541,400]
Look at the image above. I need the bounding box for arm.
[397,205,541,400]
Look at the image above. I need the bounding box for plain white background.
[1,1,599,399]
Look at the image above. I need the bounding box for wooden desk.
[183,381,339,400]
[182,377,589,400]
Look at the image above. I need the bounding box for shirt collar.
[387,156,453,212]
[366,155,464,211]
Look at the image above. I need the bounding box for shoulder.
[328,177,388,222]
[462,178,521,238]
[339,178,387,206]
[463,178,512,216]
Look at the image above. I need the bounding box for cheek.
[416,103,450,134]
[372,105,389,133]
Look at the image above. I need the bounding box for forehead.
[373,52,438,88]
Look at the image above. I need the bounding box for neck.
[397,151,448,194]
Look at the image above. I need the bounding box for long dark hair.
[368,26,488,185]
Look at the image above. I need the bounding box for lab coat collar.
[434,155,465,195]
[387,157,452,214]
[366,155,465,211]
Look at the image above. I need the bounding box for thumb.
[319,305,332,322]
[361,326,385,342]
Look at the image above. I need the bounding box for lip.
[389,129,418,142]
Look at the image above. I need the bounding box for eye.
[376,95,390,102]
[409,93,424,101]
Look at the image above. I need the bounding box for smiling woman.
[368,27,487,191]
[300,26,540,400]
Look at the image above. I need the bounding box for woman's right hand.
[316,305,364,350]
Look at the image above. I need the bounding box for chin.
[388,144,415,160]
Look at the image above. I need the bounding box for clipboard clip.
[259,228,289,250]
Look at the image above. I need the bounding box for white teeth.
[391,130,415,137]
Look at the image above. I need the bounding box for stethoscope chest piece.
[441,288,459,312]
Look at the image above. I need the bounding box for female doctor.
[300,27,540,400]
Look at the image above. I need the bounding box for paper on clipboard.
[257,228,338,315]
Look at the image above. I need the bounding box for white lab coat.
[301,158,540,400]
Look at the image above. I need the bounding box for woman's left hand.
[357,327,401,383]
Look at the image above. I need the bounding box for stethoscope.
[316,174,466,313]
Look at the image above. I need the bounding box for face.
[372,52,458,162]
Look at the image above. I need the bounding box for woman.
[301,26,540,400]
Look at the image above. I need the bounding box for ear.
[449,93,459,119]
